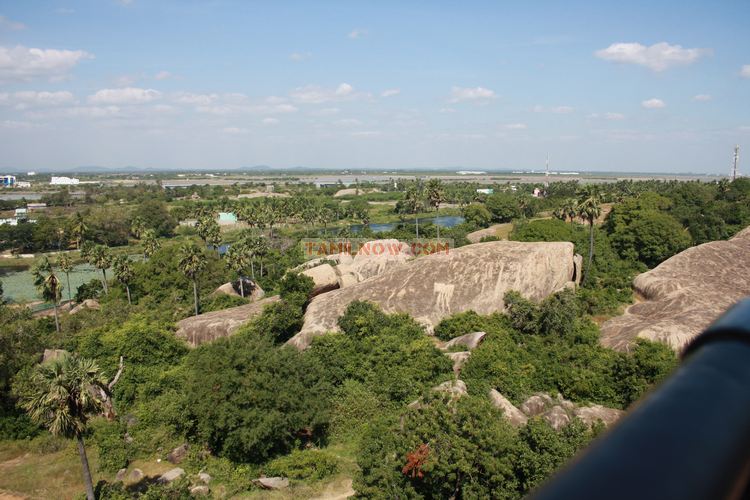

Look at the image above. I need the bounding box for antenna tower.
[731,145,740,181]
[545,153,550,188]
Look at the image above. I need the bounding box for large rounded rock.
[443,332,487,351]
[574,405,624,427]
[488,389,528,427]
[69,299,100,315]
[349,239,414,281]
[302,264,340,296]
[158,468,184,484]
[445,351,471,375]
[175,296,280,347]
[254,477,289,490]
[289,241,578,349]
[600,226,750,352]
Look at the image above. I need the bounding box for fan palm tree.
[225,242,251,297]
[577,191,602,284]
[130,216,146,240]
[562,199,578,224]
[70,212,87,250]
[86,245,111,294]
[426,179,446,239]
[21,354,110,500]
[32,257,63,333]
[142,228,160,261]
[404,183,425,238]
[178,243,207,316]
[113,256,135,305]
[57,253,74,310]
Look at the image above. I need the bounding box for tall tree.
[197,215,222,253]
[403,182,425,238]
[113,256,135,305]
[577,191,602,284]
[86,245,112,294]
[57,253,74,310]
[426,179,446,239]
[70,212,88,250]
[20,354,110,500]
[32,257,62,333]
[142,228,160,261]
[130,216,146,240]
[178,243,207,316]
[225,242,251,297]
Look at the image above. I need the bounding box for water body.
[348,215,465,233]
[0,263,107,303]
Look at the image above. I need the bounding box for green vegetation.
[0,176,746,498]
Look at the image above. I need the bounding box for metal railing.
[531,298,750,500]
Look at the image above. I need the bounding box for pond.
[347,215,465,233]
[0,263,107,304]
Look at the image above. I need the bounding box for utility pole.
[731,145,740,181]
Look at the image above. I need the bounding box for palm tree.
[404,183,425,238]
[577,191,602,284]
[21,354,110,500]
[70,212,87,250]
[225,242,251,297]
[142,229,160,261]
[130,216,146,240]
[113,256,135,305]
[562,199,578,224]
[86,245,111,294]
[32,257,62,333]
[57,253,74,310]
[426,179,446,239]
[178,243,207,316]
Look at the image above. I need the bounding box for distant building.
[476,188,494,195]
[50,176,80,185]
[16,181,31,188]
[217,212,238,225]
[532,187,542,197]
[14,208,27,220]
[1,175,16,187]
[27,171,36,176]
[457,170,487,175]
[27,203,47,211]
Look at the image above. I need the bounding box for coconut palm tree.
[178,243,207,316]
[86,245,111,294]
[57,253,74,310]
[577,191,602,284]
[32,257,62,333]
[426,179,446,239]
[225,242,251,297]
[142,228,160,261]
[21,354,110,500]
[113,256,135,305]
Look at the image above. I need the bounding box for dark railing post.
[531,298,750,500]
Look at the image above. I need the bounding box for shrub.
[75,279,104,302]
[200,293,248,313]
[433,310,487,341]
[265,449,340,481]
[90,418,130,473]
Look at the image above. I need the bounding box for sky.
[0,0,749,173]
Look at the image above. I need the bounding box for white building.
[16,181,31,188]
[476,188,494,195]
[50,176,80,185]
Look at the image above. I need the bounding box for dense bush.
[433,310,489,341]
[264,449,340,481]
[183,332,331,463]
[89,419,130,473]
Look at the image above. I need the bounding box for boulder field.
[600,226,750,352]
[288,240,582,349]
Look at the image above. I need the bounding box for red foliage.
[402,443,430,479]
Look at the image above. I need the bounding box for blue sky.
[0,0,748,173]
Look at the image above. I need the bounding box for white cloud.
[310,107,340,116]
[89,87,162,104]
[505,123,527,129]
[173,92,218,105]
[12,90,75,107]
[350,130,381,137]
[290,83,359,104]
[289,52,311,61]
[595,42,710,71]
[1,120,34,129]
[641,98,666,109]
[154,70,172,80]
[590,112,625,120]
[262,117,279,125]
[0,45,92,82]
[381,88,400,98]
[741,65,750,79]
[692,94,712,101]
[449,86,496,103]
[336,118,363,126]
[0,15,26,31]
[348,29,367,39]
[439,107,456,113]
[533,105,574,114]
[222,127,249,134]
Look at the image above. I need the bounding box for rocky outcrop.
[289,241,579,349]
[488,389,528,427]
[167,444,188,464]
[600,226,750,352]
[69,299,100,315]
[445,351,471,375]
[254,477,289,490]
[333,188,381,198]
[512,392,623,430]
[303,264,340,297]
[444,332,487,351]
[433,379,468,400]
[158,468,184,484]
[175,296,279,347]
[214,279,264,301]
